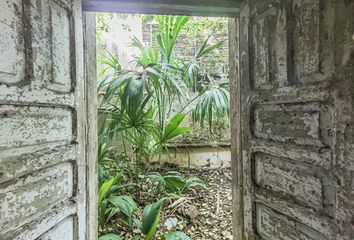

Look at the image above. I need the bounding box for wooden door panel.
[250,1,289,90]
[0,0,86,239]
[292,0,334,83]
[233,0,345,239]
[0,0,27,84]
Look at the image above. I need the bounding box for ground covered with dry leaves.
[160,168,233,240]
[109,167,232,239]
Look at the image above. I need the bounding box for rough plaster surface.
[156,145,231,168]
[230,0,354,239]
[0,0,86,239]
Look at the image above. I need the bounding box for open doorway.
[95,13,233,239]
[1,0,350,239]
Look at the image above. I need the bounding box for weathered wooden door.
[230,0,354,239]
[0,0,91,239]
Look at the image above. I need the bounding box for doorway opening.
[95,13,233,239]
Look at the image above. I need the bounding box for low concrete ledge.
[153,144,231,169]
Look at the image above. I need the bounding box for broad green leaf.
[120,195,139,210]
[164,114,190,140]
[141,198,166,240]
[98,174,121,203]
[165,114,185,134]
[98,199,108,230]
[98,233,122,240]
[166,127,190,140]
[184,177,208,191]
[108,196,132,218]
[165,176,187,193]
[108,195,138,223]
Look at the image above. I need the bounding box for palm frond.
[131,37,159,68]
[192,82,230,130]
[97,51,122,78]
[183,34,224,91]
[156,16,190,64]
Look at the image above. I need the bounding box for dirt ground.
[112,167,233,239]
[164,168,233,240]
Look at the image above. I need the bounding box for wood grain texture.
[83,11,98,240]
[83,0,240,16]
[0,0,87,239]
[235,0,353,239]
[228,17,244,240]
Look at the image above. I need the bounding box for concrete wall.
[155,144,231,168]
[97,14,143,71]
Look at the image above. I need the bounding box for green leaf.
[108,196,132,217]
[156,16,189,64]
[98,199,108,230]
[184,177,208,192]
[166,127,190,140]
[145,171,205,194]
[162,231,191,240]
[165,114,185,134]
[104,207,119,226]
[141,198,166,240]
[164,113,190,140]
[108,195,138,225]
[146,172,166,194]
[98,164,111,188]
[120,195,139,210]
[192,83,230,129]
[200,40,224,57]
[164,175,186,193]
[98,174,121,203]
[98,233,122,240]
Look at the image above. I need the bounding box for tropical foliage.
[97,14,228,239]
[98,15,229,164]
[192,82,230,129]
[146,171,207,195]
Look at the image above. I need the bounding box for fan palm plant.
[183,34,224,91]
[98,15,229,163]
[98,51,123,91]
[192,82,230,130]
[98,17,191,163]
[156,16,189,64]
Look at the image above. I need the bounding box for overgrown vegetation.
[97,15,230,239]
